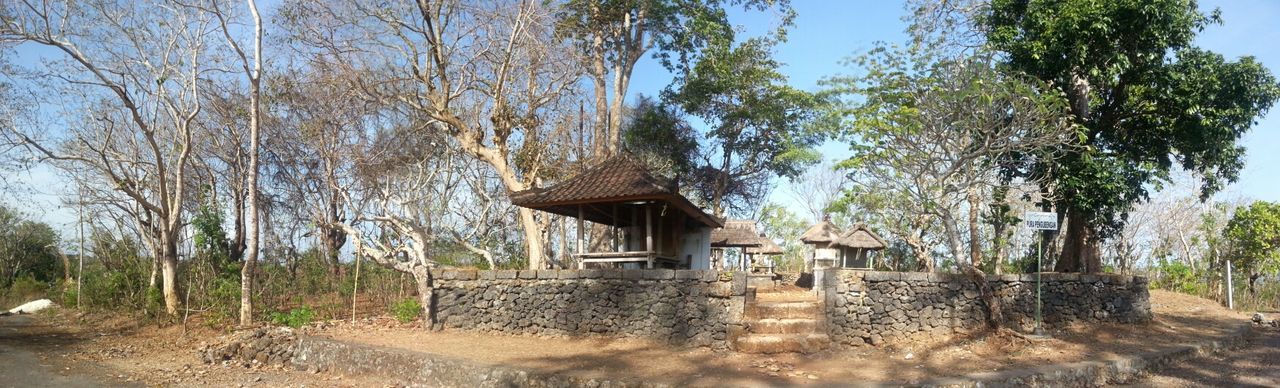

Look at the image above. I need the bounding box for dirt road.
[0,315,134,388]
[1120,326,1280,387]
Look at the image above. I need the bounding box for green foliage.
[1150,259,1207,296]
[665,33,824,215]
[269,306,315,328]
[984,0,1280,239]
[390,298,422,323]
[58,281,77,307]
[2,275,47,306]
[756,203,808,272]
[0,204,62,290]
[191,192,231,263]
[553,0,792,77]
[623,95,701,177]
[1223,201,1280,278]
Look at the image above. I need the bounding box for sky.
[624,0,1280,221]
[6,0,1280,236]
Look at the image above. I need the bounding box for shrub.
[269,305,315,328]
[58,281,77,307]
[3,276,47,305]
[390,298,421,323]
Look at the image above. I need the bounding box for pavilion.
[799,217,843,269]
[509,154,722,269]
[831,224,887,269]
[710,219,764,271]
[745,233,785,273]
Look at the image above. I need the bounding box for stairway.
[733,290,831,354]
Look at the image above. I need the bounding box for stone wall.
[431,269,746,349]
[816,270,1152,347]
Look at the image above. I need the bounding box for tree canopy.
[1223,200,1280,293]
[983,0,1280,272]
[665,35,824,216]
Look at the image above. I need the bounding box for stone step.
[732,334,831,354]
[748,318,820,334]
[753,301,820,319]
[754,290,817,303]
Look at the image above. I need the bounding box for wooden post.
[611,203,618,252]
[632,205,639,252]
[577,205,585,269]
[645,204,654,268]
[656,207,663,257]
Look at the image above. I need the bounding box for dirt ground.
[1118,325,1280,387]
[309,290,1254,386]
[0,289,1261,387]
[0,312,384,387]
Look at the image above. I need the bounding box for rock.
[198,327,297,368]
[1253,313,1265,324]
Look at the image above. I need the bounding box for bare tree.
[267,67,365,277]
[331,125,465,325]
[197,0,265,327]
[280,0,582,270]
[1,0,216,315]
[785,162,850,222]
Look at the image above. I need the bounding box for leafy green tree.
[1223,201,1280,294]
[822,47,1075,272]
[0,205,60,289]
[983,0,1280,272]
[665,35,823,216]
[192,192,231,265]
[622,95,701,177]
[756,202,807,272]
[554,0,792,155]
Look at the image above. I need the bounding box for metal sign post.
[1024,211,1058,336]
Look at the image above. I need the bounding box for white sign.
[1024,211,1058,230]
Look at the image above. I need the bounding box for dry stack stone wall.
[431,269,747,349]
[817,270,1152,347]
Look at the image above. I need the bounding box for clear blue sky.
[623,0,1280,220]
[7,0,1280,233]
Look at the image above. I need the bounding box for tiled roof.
[510,154,675,206]
[509,153,721,228]
[832,224,887,249]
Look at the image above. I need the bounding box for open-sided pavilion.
[510,154,723,269]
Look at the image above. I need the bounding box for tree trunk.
[59,250,73,283]
[967,187,982,268]
[1055,210,1102,273]
[607,65,630,154]
[518,207,545,270]
[161,240,180,315]
[238,0,264,327]
[961,263,1003,331]
[413,266,436,328]
[1249,273,1259,294]
[711,140,734,216]
[231,189,246,262]
[591,71,609,157]
[941,213,965,270]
